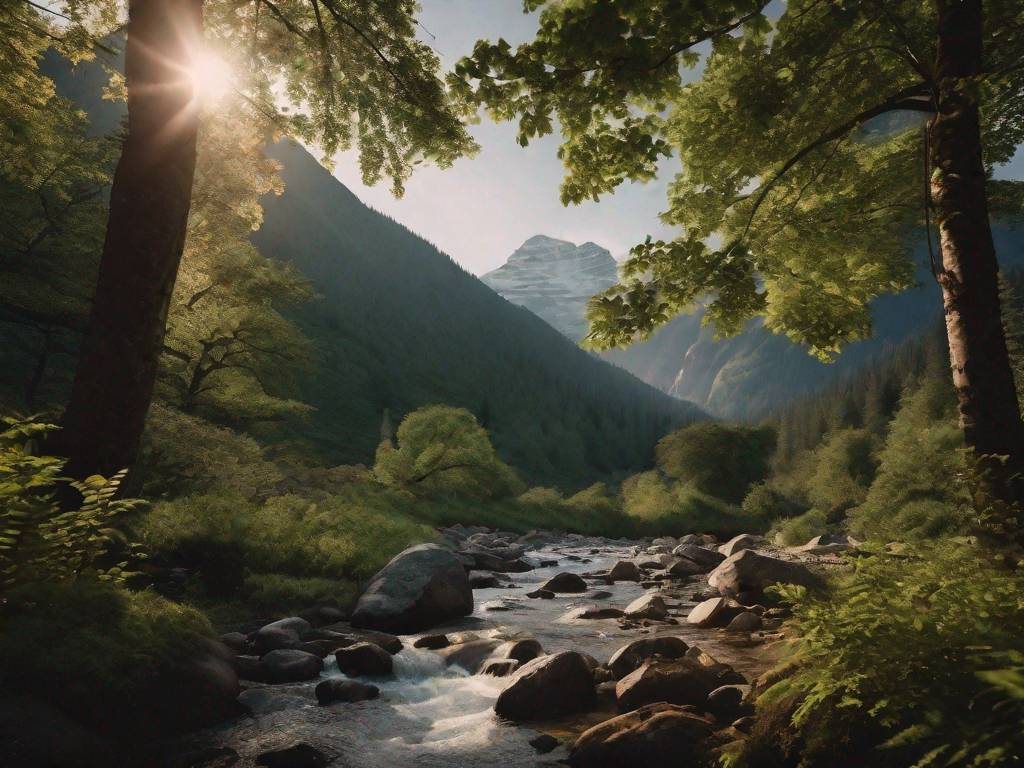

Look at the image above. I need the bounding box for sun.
[187,49,234,106]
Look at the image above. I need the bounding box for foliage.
[849,379,970,542]
[772,508,829,547]
[741,481,807,527]
[374,406,524,499]
[456,1,1024,360]
[655,422,776,503]
[728,546,1024,768]
[564,481,618,514]
[1,416,143,596]
[804,429,878,522]
[517,486,565,507]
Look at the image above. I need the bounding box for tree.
[39,0,476,478]
[374,405,523,499]
[455,0,1024,513]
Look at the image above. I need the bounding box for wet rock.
[315,678,380,705]
[568,702,713,768]
[527,588,555,599]
[496,638,544,664]
[607,560,642,581]
[539,572,588,593]
[251,617,310,656]
[468,572,501,589]
[261,649,323,683]
[220,632,249,654]
[438,638,503,673]
[607,636,689,679]
[686,647,748,685]
[233,654,265,682]
[255,743,328,768]
[665,558,705,577]
[709,550,824,598]
[686,597,744,628]
[348,629,403,654]
[482,659,520,677]
[705,684,750,721]
[494,651,597,722]
[717,534,761,557]
[413,634,450,650]
[529,733,560,754]
[623,593,668,620]
[585,590,614,600]
[334,642,393,677]
[726,611,763,632]
[652,537,678,548]
[351,544,473,633]
[295,639,346,658]
[733,715,756,732]
[615,659,718,711]
[482,599,516,612]
[567,605,625,620]
[671,544,726,570]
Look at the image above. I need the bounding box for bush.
[805,428,878,521]
[517,486,565,506]
[726,545,1024,768]
[772,508,829,547]
[655,422,776,503]
[741,482,807,526]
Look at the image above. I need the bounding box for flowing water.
[178,539,776,767]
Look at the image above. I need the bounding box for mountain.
[485,231,1024,420]
[481,235,618,340]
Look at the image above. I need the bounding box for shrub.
[772,508,829,547]
[726,545,1024,768]
[741,481,807,526]
[805,428,878,521]
[517,486,565,507]
[655,422,776,503]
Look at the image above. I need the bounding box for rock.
[315,678,380,705]
[295,639,345,658]
[526,588,555,599]
[607,636,689,679]
[482,659,520,677]
[789,535,855,555]
[607,560,642,581]
[348,629,403,654]
[686,597,744,628]
[260,649,323,683]
[726,611,763,632]
[623,593,668,620]
[482,599,516,612]
[670,544,726,570]
[496,638,544,664]
[652,537,678,548]
[665,558,705,577]
[465,548,533,572]
[686,647,748,685]
[220,631,249,654]
[733,715,756,733]
[568,702,713,768]
[255,743,328,768]
[709,549,824,598]
[585,590,614,600]
[468,572,501,589]
[251,617,311,656]
[567,605,625,620]
[351,544,473,633]
[334,642,393,677]
[717,534,761,557]
[615,659,718,711]
[413,634,450,650]
[494,651,597,721]
[705,685,750,720]
[529,733,560,754]
[539,572,588,593]
[677,534,700,545]
[438,639,503,673]
[233,654,265,682]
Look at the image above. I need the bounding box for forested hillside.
[254,141,703,484]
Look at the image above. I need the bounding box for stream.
[177,537,778,767]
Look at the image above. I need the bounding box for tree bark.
[931,0,1024,517]
[53,0,204,479]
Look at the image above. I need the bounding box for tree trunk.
[931,0,1024,521]
[53,0,203,479]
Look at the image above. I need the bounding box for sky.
[327,1,1024,277]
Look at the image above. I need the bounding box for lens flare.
[187,50,233,105]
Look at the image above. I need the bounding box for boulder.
[334,642,393,677]
[665,558,705,577]
[568,702,713,768]
[529,733,560,754]
[704,684,750,721]
[468,572,501,589]
[726,611,763,632]
[585,590,614,600]
[670,544,726,570]
[413,634,450,650]
[438,639,503,673]
[494,651,597,722]
[315,678,380,705]
[607,560,642,582]
[539,572,588,593]
[615,659,718,711]
[351,544,473,633]
[251,617,311,656]
[482,659,520,677]
[623,594,668,621]
[717,534,761,557]
[526,588,555,599]
[607,637,689,679]
[260,649,324,683]
[348,629,403,654]
[709,549,824,598]
[686,597,744,628]
[567,605,625,620]
[495,638,544,664]
[220,631,249,654]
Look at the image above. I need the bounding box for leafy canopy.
[455,0,1024,358]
